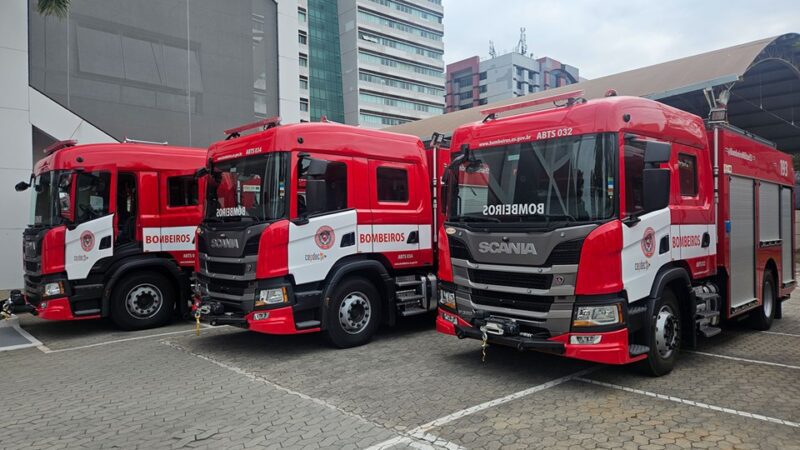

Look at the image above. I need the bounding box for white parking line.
[762,330,800,338]
[366,367,596,450]
[40,326,213,354]
[163,341,462,450]
[576,377,800,428]
[686,350,800,371]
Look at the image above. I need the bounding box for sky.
[441,0,800,80]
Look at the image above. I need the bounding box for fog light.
[570,335,602,345]
[440,312,457,324]
[256,287,287,307]
[44,282,64,297]
[39,301,48,310]
[253,312,269,321]
[438,289,456,310]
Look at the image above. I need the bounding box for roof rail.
[123,138,168,145]
[480,89,585,122]
[43,139,77,155]
[224,116,281,140]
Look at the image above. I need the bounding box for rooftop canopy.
[387,33,800,153]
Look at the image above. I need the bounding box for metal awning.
[386,33,800,153]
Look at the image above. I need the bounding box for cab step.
[629,344,649,356]
[296,320,321,329]
[698,325,722,338]
[399,306,428,317]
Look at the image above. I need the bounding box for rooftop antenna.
[515,27,527,55]
[489,40,497,59]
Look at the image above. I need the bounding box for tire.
[110,271,175,330]
[639,289,681,377]
[749,271,776,331]
[323,277,381,348]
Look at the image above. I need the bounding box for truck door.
[142,171,200,264]
[672,147,714,277]
[64,167,116,280]
[289,154,357,285]
[364,160,427,266]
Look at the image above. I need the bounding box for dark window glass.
[168,176,199,207]
[117,173,137,242]
[624,141,646,215]
[678,154,698,196]
[75,171,112,223]
[299,160,347,216]
[377,167,408,202]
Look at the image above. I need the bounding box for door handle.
[99,236,112,250]
[340,232,355,248]
[701,232,710,248]
[407,231,419,244]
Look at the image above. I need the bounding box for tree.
[37,0,70,18]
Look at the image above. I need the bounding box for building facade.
[445,52,579,113]
[0,0,303,289]
[338,0,445,128]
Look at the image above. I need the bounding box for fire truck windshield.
[446,133,617,228]
[29,170,68,227]
[205,152,289,223]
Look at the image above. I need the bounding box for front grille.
[469,269,551,290]
[471,289,553,313]
[25,260,40,273]
[207,278,250,297]
[205,260,246,277]
[244,236,260,254]
[24,274,42,306]
[449,239,471,259]
[545,239,583,265]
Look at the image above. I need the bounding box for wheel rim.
[763,279,774,318]
[654,304,679,359]
[125,284,163,319]
[338,291,371,335]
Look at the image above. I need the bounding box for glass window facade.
[357,10,442,41]
[359,72,443,97]
[359,31,442,60]
[359,92,443,114]
[365,0,443,24]
[359,52,443,78]
[359,113,410,126]
[307,0,345,122]
[28,0,279,148]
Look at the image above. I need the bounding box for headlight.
[573,304,622,327]
[438,289,456,310]
[256,287,287,307]
[44,282,64,297]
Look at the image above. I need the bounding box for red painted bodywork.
[36,298,100,321]
[246,306,320,335]
[255,221,290,279]
[25,142,207,322]
[575,220,623,295]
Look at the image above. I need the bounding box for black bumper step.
[454,325,565,354]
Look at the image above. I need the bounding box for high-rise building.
[445,52,579,113]
[0,0,305,289]
[338,0,445,128]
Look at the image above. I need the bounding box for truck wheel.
[324,277,381,348]
[110,272,175,330]
[749,271,776,331]
[639,289,681,377]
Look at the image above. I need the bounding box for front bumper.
[197,304,321,335]
[436,309,644,365]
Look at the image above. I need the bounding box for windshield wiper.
[456,216,501,223]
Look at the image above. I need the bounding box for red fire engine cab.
[194,118,448,347]
[4,140,206,330]
[436,93,795,376]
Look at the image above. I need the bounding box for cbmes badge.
[641,227,656,258]
[315,226,335,250]
[80,230,95,252]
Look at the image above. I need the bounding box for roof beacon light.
[224,116,281,139]
[43,139,78,155]
[480,89,584,122]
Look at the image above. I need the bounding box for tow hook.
[194,304,211,336]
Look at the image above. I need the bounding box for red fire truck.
[3,140,206,330]
[436,92,795,375]
[194,118,449,347]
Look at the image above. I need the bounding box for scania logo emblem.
[477,241,537,255]
[210,238,239,249]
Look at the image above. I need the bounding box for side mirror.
[306,158,329,177]
[643,168,670,213]
[194,167,208,179]
[644,141,671,164]
[440,169,451,216]
[15,181,30,192]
